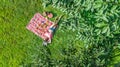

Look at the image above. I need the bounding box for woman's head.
[43,12,53,18]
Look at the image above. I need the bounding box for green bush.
[36,0,120,66]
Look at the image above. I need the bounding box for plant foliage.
[41,0,120,66]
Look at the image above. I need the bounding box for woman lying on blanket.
[42,12,62,45]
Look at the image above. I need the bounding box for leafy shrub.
[41,0,120,66]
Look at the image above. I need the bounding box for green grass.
[0,0,82,67]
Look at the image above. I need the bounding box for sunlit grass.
[0,0,79,66]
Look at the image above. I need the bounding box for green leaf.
[111,23,117,31]
[102,16,108,22]
[102,27,108,34]
[94,2,102,9]
[107,27,110,36]
[94,29,101,35]
[95,22,107,28]
[111,5,117,11]
[118,44,120,49]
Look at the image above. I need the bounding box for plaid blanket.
[26,13,55,43]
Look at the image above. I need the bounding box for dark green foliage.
[41,0,120,66]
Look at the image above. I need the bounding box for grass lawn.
[0,0,83,67]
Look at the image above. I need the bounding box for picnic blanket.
[26,13,55,43]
